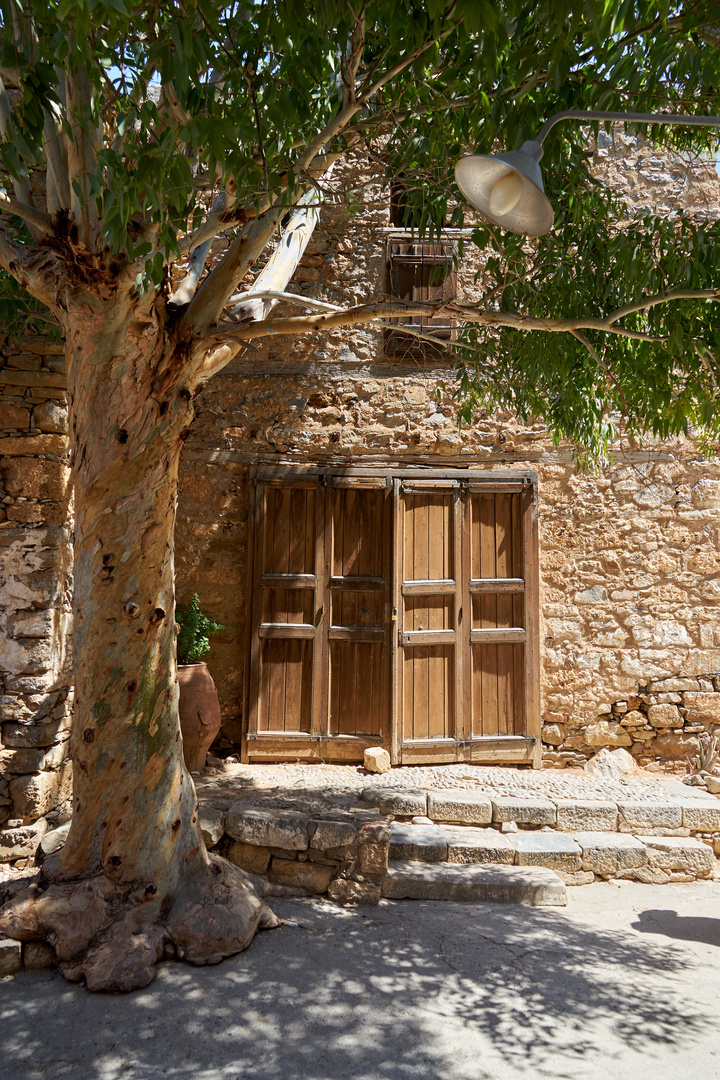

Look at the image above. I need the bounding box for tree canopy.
[0,1,718,455]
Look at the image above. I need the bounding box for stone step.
[382,861,567,907]
[363,785,720,835]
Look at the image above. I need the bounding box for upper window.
[386,179,457,358]
[384,239,457,359]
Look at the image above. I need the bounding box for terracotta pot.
[177,662,222,773]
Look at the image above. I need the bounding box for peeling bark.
[0,288,279,991]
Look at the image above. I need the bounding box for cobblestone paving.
[196,761,694,812]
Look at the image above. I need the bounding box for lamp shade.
[454,139,554,236]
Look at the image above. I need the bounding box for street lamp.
[454,109,720,236]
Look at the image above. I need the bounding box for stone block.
[555,799,618,832]
[583,721,632,748]
[39,821,70,855]
[0,817,47,861]
[358,842,388,876]
[327,879,381,906]
[227,840,271,875]
[374,789,428,817]
[574,832,647,876]
[198,807,225,848]
[0,404,31,429]
[491,796,556,825]
[554,870,596,886]
[389,822,447,863]
[678,801,720,831]
[2,457,70,500]
[620,710,645,727]
[645,836,714,876]
[224,805,309,850]
[647,704,683,728]
[270,857,335,894]
[615,865,672,884]
[1,741,68,775]
[363,746,391,773]
[439,825,515,865]
[682,692,720,725]
[616,801,683,832]
[542,723,567,746]
[310,819,356,850]
[381,862,567,907]
[9,761,71,819]
[1,716,71,748]
[33,401,68,434]
[510,831,582,872]
[427,790,493,825]
[22,941,54,969]
[585,748,637,779]
[357,820,391,845]
[0,938,22,975]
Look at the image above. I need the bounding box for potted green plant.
[175,594,224,773]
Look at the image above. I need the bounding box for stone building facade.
[176,130,720,768]
[1,130,719,852]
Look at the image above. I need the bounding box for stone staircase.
[359,783,720,905]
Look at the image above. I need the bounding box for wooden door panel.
[468,491,527,740]
[329,640,385,736]
[249,481,322,746]
[326,485,391,740]
[399,486,459,754]
[258,638,314,733]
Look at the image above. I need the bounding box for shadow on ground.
[0,883,717,1080]
[632,908,720,947]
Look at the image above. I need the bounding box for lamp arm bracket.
[536,109,720,145]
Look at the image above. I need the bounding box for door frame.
[243,465,541,767]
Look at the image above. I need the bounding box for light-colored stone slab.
[678,801,720,831]
[198,807,225,848]
[556,800,618,832]
[0,937,22,975]
[0,817,47,862]
[39,820,70,855]
[491,796,556,825]
[510,831,582,872]
[310,819,356,850]
[224,805,309,850]
[381,861,567,906]
[427,790,493,825]
[574,832,648,875]
[389,822,447,863]
[616,801,682,832]
[361,787,428,817]
[438,825,515,865]
[644,836,715,876]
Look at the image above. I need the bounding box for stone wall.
[0,337,73,840]
[177,132,720,764]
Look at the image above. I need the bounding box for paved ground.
[1,880,719,1080]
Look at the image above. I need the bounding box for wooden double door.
[246,469,540,766]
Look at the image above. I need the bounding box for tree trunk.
[0,290,278,991]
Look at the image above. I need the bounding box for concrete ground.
[1,881,719,1080]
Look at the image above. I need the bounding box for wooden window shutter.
[385,240,457,359]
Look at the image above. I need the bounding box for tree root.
[0,854,280,992]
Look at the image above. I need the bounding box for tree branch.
[169,183,235,306]
[66,62,103,250]
[0,192,54,235]
[606,288,720,324]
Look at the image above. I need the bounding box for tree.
[0,0,718,991]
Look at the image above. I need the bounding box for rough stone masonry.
[1,129,720,861]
